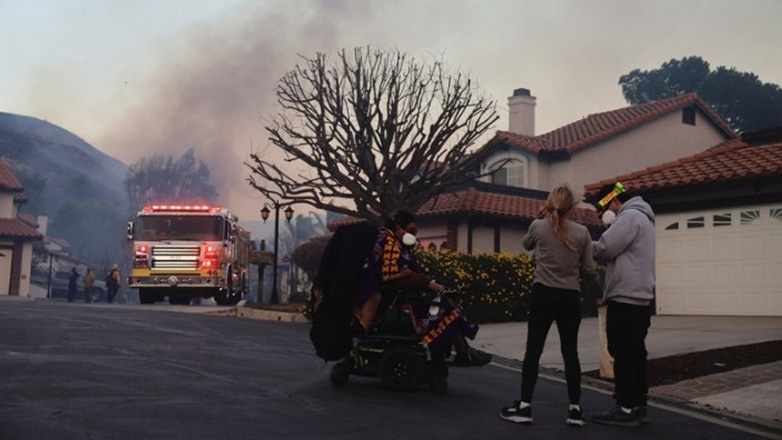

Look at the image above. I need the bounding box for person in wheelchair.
[356,209,491,367]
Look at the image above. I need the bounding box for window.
[682,107,696,126]
[713,213,732,227]
[740,210,760,225]
[490,158,526,187]
[687,216,705,229]
[665,222,679,230]
[771,208,782,223]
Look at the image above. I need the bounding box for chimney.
[508,88,536,136]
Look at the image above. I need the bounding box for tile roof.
[0,218,43,240]
[0,158,24,192]
[479,93,737,156]
[419,187,600,226]
[538,93,736,153]
[18,212,39,228]
[329,186,601,229]
[584,140,782,197]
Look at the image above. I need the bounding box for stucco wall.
[0,241,11,295]
[542,110,727,193]
[500,226,527,254]
[0,193,14,218]
[18,242,33,297]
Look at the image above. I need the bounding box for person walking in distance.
[83,269,95,303]
[500,184,595,426]
[67,267,80,302]
[590,182,655,427]
[106,265,121,303]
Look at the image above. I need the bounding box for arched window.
[490,158,526,188]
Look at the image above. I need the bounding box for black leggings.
[520,283,582,404]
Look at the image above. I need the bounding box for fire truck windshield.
[135,215,225,241]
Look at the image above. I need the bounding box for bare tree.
[125,148,219,214]
[246,47,499,222]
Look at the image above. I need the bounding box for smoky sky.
[98,0,376,220]
[10,0,780,220]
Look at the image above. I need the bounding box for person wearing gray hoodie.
[590,182,655,427]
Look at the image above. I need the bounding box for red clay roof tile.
[479,94,736,158]
[0,218,43,240]
[329,187,602,229]
[584,140,782,196]
[0,158,24,192]
[538,93,736,153]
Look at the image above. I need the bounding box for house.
[584,136,782,317]
[0,158,43,296]
[407,89,737,253]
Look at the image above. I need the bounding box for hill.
[0,112,129,266]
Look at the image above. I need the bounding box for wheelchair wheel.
[330,361,350,387]
[379,346,425,391]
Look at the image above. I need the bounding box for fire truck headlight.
[167,276,179,287]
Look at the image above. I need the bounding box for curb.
[210,305,309,323]
[491,354,782,440]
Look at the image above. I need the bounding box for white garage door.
[656,204,782,316]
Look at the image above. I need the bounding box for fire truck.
[126,204,251,305]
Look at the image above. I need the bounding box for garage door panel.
[656,204,782,317]
[659,238,683,262]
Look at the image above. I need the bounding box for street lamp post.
[47,252,58,299]
[260,202,293,304]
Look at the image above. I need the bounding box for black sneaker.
[591,405,640,427]
[566,406,586,427]
[499,401,533,424]
[453,348,492,367]
[635,406,649,424]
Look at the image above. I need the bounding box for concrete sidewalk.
[472,314,782,435]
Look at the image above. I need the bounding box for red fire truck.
[126,204,251,305]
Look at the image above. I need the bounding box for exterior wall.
[500,225,527,254]
[457,222,469,253]
[416,223,449,250]
[0,241,11,295]
[451,220,529,254]
[0,193,14,218]
[545,160,571,194]
[471,226,495,253]
[558,110,727,194]
[17,242,33,297]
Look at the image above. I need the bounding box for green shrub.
[300,248,604,324]
[416,249,604,324]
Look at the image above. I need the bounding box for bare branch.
[245,47,499,222]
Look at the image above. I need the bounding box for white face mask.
[402,232,418,247]
[601,209,616,226]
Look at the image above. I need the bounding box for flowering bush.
[415,249,603,324]
[300,247,604,324]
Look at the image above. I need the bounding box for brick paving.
[652,360,782,401]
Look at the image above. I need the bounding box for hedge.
[301,249,604,324]
[415,249,604,324]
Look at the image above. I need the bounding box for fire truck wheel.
[139,290,155,304]
[214,290,231,305]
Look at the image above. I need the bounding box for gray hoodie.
[592,196,655,306]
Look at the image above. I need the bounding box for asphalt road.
[0,300,770,440]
